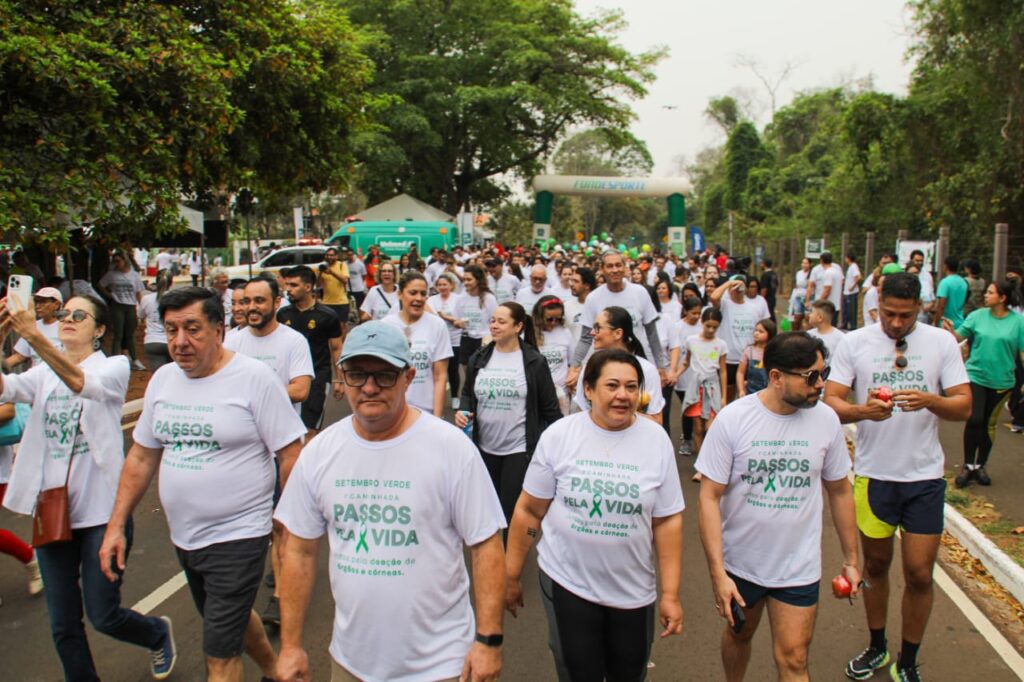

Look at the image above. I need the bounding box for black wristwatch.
[475,632,504,648]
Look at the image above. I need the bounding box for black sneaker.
[975,467,992,486]
[846,646,891,680]
[954,468,975,488]
[889,658,922,681]
[261,596,280,627]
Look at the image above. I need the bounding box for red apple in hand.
[875,386,893,403]
[832,574,852,599]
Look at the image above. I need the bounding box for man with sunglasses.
[824,272,971,682]
[274,321,506,682]
[697,332,859,682]
[4,287,63,369]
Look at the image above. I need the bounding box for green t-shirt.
[956,309,1024,389]
[936,274,968,327]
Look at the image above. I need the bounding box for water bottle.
[458,410,474,438]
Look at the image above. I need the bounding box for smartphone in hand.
[730,599,746,634]
[7,275,33,311]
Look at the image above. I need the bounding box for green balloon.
[571,245,579,252]
[617,243,626,251]
[600,231,609,240]
[780,317,792,332]
[629,248,638,259]
[585,248,593,256]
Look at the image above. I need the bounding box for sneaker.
[261,595,281,627]
[846,646,891,680]
[677,440,694,457]
[889,659,921,682]
[150,616,177,680]
[954,468,975,488]
[25,555,43,595]
[975,466,992,486]
[451,397,461,410]
[1009,423,1024,433]
[132,359,148,371]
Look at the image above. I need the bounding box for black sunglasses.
[340,368,401,388]
[779,365,831,386]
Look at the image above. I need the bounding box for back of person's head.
[603,305,646,358]
[811,299,836,319]
[880,272,921,301]
[763,258,773,268]
[158,286,224,326]
[963,258,981,277]
[944,256,959,273]
[763,332,825,376]
[820,252,833,265]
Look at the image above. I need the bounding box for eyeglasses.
[894,338,908,369]
[55,309,95,323]
[340,368,401,388]
[544,316,564,324]
[779,365,831,386]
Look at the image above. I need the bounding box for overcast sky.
[573,0,917,176]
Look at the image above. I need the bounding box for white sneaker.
[451,397,461,410]
[677,440,694,456]
[132,360,148,371]
[26,555,43,596]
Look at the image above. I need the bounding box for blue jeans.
[35,519,165,682]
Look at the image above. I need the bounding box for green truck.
[326,220,461,257]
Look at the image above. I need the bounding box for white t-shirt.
[580,283,660,361]
[274,414,505,682]
[862,287,879,326]
[381,314,453,413]
[538,326,574,390]
[224,324,314,415]
[427,293,463,347]
[695,394,850,587]
[454,292,498,340]
[137,293,167,345]
[809,264,844,309]
[563,297,585,345]
[99,269,144,306]
[42,384,117,528]
[660,299,682,327]
[515,286,547,312]
[719,295,770,363]
[828,323,969,481]
[155,251,174,272]
[134,353,306,550]
[807,327,844,364]
[574,353,665,415]
[550,283,573,302]
[524,412,684,608]
[347,258,367,293]
[844,263,862,295]
[360,285,399,321]
[684,334,727,379]
[670,319,702,390]
[474,348,528,455]
[489,272,520,303]
[13,319,62,366]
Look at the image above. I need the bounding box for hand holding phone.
[730,599,746,634]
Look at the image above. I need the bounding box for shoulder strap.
[61,408,84,489]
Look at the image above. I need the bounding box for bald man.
[515,264,549,311]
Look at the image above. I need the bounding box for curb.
[944,502,1024,606]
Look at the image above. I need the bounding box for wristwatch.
[475,632,504,648]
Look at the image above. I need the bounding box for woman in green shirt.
[945,280,1024,487]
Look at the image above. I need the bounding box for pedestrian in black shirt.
[761,258,779,322]
[278,265,342,434]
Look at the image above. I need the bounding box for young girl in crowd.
[677,307,728,480]
[670,296,704,456]
[736,318,777,397]
[532,296,575,415]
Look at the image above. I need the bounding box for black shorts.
[175,535,270,658]
[726,362,739,387]
[301,370,331,430]
[727,571,819,608]
[854,476,946,538]
[326,304,350,326]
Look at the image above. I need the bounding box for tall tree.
[341,0,664,214]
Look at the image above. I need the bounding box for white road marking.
[131,571,188,615]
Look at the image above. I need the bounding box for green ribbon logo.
[488,388,495,400]
[589,493,603,518]
[356,518,369,553]
[764,472,777,493]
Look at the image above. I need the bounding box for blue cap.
[338,321,410,368]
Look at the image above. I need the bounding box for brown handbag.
[32,413,81,547]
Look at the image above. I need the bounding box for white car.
[224,246,328,283]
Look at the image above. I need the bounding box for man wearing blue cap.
[274,321,507,682]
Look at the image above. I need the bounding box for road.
[1,393,1021,681]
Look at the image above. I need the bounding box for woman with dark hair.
[97,250,146,370]
[381,271,453,417]
[944,280,1024,487]
[454,265,498,367]
[0,294,175,680]
[574,306,666,424]
[456,302,562,523]
[790,257,812,330]
[137,269,174,371]
[646,283,676,434]
[505,348,684,682]
[427,272,464,409]
[397,252,412,276]
[532,295,574,415]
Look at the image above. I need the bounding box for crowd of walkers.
[0,239,1021,682]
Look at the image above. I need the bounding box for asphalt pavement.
[1,391,1021,681]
